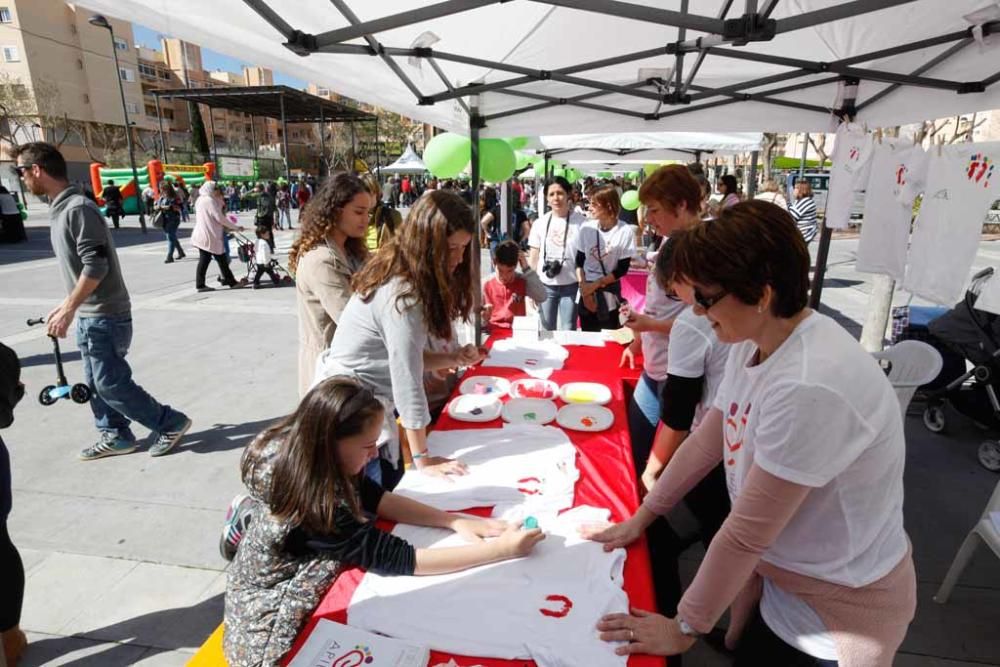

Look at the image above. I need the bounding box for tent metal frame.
[240,0,1000,324]
[151,84,378,182]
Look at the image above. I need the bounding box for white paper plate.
[502,398,558,425]
[447,394,503,422]
[509,378,561,400]
[559,382,613,406]
[458,375,511,398]
[556,404,614,432]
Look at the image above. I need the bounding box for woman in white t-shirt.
[620,166,704,479]
[586,201,915,665]
[528,176,585,331]
[574,186,636,331]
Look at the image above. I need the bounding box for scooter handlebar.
[26,317,45,326]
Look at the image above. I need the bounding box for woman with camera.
[574,185,635,331]
[528,176,585,331]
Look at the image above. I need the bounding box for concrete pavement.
[1,215,998,666]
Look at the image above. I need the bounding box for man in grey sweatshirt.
[14,143,191,460]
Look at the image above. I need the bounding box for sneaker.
[149,416,192,457]
[219,494,256,561]
[79,431,138,461]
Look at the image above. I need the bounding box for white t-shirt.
[903,141,1000,305]
[713,312,907,586]
[529,210,585,286]
[349,505,628,667]
[666,307,731,428]
[855,141,929,280]
[255,238,273,264]
[640,238,688,381]
[826,123,874,230]
[574,219,636,283]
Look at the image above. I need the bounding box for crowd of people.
[0,142,915,667]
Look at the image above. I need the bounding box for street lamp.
[88,14,146,233]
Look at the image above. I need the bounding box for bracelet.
[412,452,429,460]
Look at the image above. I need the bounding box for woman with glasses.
[586,201,915,666]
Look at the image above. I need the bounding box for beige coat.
[295,243,363,396]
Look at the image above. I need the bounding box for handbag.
[592,228,621,321]
[150,210,165,229]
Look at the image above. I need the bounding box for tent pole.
[318,105,326,179]
[375,117,382,179]
[542,154,549,215]
[470,105,482,345]
[804,127,831,310]
[154,93,166,161]
[208,105,218,167]
[747,150,759,198]
[350,121,356,173]
[280,93,291,183]
[250,114,258,164]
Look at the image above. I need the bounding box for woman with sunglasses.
[585,201,915,666]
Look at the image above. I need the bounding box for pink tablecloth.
[621,268,648,313]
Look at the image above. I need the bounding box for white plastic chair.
[934,479,1000,603]
[872,340,943,418]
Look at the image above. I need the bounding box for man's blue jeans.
[76,314,185,442]
[539,282,579,331]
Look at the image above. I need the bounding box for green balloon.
[621,190,641,211]
[425,132,471,178]
[643,162,661,175]
[507,136,530,150]
[478,138,517,182]
[515,151,533,171]
[552,167,566,179]
[598,171,612,178]
[565,168,579,184]
[625,171,640,180]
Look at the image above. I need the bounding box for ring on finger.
[628,628,634,642]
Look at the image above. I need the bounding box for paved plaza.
[0,212,998,666]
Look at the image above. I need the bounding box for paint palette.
[501,398,558,425]
[556,404,614,432]
[558,382,612,406]
[458,375,511,398]
[509,378,561,400]
[447,394,503,422]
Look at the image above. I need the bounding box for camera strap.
[541,211,570,265]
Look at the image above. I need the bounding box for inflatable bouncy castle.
[90,160,217,211]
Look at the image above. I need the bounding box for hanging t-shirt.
[666,307,731,428]
[528,210,585,287]
[713,312,907,587]
[574,219,636,283]
[903,142,1000,305]
[640,238,688,381]
[392,425,578,513]
[855,141,929,280]
[826,123,875,230]
[348,505,628,667]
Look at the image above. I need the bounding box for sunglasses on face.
[12,164,33,177]
[693,288,728,311]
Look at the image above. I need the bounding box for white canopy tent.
[378,144,428,174]
[539,131,763,161]
[77,0,1000,138]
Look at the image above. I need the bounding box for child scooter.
[26,316,91,406]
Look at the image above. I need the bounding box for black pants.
[0,521,23,631]
[196,249,237,288]
[578,302,620,332]
[735,608,838,666]
[252,263,280,287]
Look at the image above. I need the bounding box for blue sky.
[131,24,308,90]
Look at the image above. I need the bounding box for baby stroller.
[231,232,294,286]
[906,267,1000,471]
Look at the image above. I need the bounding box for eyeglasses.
[12,164,34,177]
[693,288,728,311]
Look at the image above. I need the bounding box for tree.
[911,113,986,147]
[0,73,73,151]
[188,102,210,159]
[807,132,830,167]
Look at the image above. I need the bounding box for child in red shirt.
[482,240,546,331]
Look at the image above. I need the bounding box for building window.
[138,63,158,78]
[2,46,19,62]
[119,67,135,82]
[0,7,12,23]
[114,37,128,51]
[126,102,139,114]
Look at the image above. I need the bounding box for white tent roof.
[79,1,1000,136]
[538,131,762,162]
[379,144,428,174]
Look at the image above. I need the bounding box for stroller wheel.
[979,441,1000,472]
[923,404,947,433]
[39,385,57,406]
[70,383,92,404]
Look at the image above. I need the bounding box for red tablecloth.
[286,341,663,667]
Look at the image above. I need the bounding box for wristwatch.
[675,616,702,638]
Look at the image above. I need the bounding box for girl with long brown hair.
[289,172,374,396]
[224,376,544,667]
[315,190,486,487]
